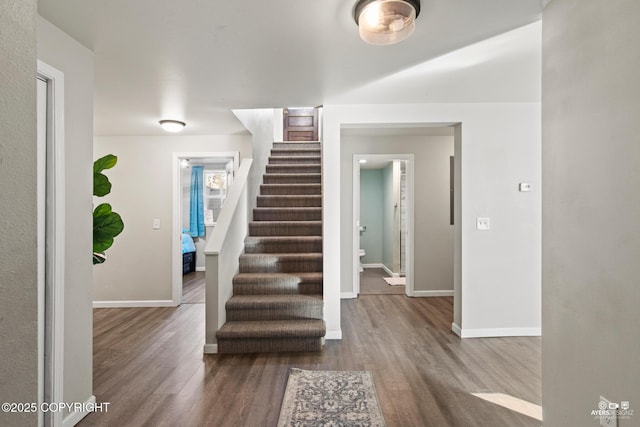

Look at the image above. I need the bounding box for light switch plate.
[519,183,532,192]
[153,218,161,230]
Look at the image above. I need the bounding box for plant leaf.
[93,203,124,253]
[93,172,112,197]
[93,154,118,174]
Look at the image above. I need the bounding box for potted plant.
[93,154,124,264]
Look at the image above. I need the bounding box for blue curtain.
[189,166,205,237]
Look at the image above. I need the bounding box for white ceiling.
[37,0,542,136]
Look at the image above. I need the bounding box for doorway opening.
[352,154,415,297]
[172,152,239,305]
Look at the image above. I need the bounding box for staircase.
[216,141,325,353]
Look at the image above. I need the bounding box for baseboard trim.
[203,344,218,354]
[362,263,395,277]
[380,264,394,277]
[93,300,177,308]
[341,292,358,299]
[362,263,382,269]
[452,323,462,337]
[452,323,541,338]
[195,266,206,272]
[412,290,454,297]
[62,395,96,427]
[325,330,342,340]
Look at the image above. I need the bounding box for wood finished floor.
[360,267,406,295]
[81,285,541,427]
[182,271,205,304]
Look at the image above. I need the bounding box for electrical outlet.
[600,397,618,427]
[476,217,490,230]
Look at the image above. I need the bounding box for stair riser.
[233,282,322,295]
[244,240,322,253]
[273,142,320,150]
[249,223,322,236]
[268,156,320,165]
[239,258,322,273]
[257,196,321,208]
[217,337,323,354]
[266,165,321,174]
[271,149,321,157]
[261,184,321,195]
[226,305,323,322]
[263,174,321,184]
[253,209,321,221]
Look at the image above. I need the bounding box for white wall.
[93,135,251,303]
[0,2,38,425]
[233,109,276,220]
[37,15,96,419]
[325,103,541,339]
[542,1,640,425]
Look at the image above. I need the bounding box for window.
[203,170,228,226]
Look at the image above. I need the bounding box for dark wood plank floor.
[360,267,406,295]
[182,271,205,304]
[80,294,541,427]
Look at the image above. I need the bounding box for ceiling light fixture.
[159,119,186,133]
[354,0,420,45]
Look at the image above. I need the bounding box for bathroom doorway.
[352,154,414,297]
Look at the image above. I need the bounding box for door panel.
[283,108,319,141]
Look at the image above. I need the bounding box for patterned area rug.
[277,368,386,427]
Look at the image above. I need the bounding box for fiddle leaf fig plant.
[93,154,124,264]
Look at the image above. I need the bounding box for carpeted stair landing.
[216,141,325,353]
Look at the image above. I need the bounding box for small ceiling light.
[159,119,186,133]
[359,159,368,164]
[354,0,420,45]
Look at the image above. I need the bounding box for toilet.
[359,249,366,272]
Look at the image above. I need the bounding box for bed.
[182,231,197,275]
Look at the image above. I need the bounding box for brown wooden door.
[283,108,319,141]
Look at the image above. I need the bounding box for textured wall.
[542,1,640,425]
[0,1,38,425]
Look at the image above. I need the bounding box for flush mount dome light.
[159,119,186,133]
[354,0,420,45]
